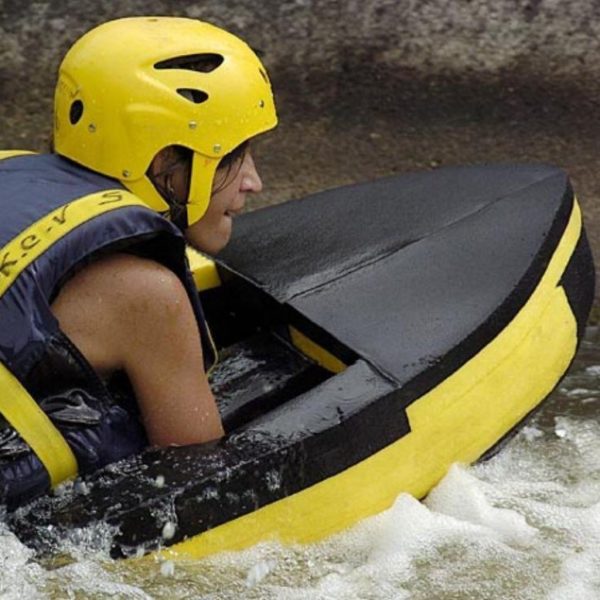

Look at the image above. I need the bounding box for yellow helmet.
[54,16,277,225]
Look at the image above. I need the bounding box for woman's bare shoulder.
[71,253,185,298]
[51,252,191,373]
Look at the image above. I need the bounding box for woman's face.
[184,151,263,254]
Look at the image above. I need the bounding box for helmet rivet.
[122,170,130,178]
[188,121,197,130]
[88,123,96,133]
[213,144,222,154]
[258,99,265,108]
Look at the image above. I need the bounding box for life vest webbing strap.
[0,363,78,487]
[0,188,148,299]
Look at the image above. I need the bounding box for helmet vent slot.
[154,53,224,73]
[69,100,84,125]
[177,89,209,104]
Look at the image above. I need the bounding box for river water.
[0,327,599,599]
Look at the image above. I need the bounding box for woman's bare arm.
[50,253,224,446]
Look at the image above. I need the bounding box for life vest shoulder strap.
[0,188,148,300]
[0,151,37,162]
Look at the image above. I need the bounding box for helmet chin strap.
[148,157,191,231]
[166,173,190,230]
[160,178,189,231]
[168,197,189,231]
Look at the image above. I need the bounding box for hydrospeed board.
[9,163,595,559]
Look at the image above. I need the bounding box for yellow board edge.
[289,326,347,373]
[186,247,221,291]
[155,200,582,561]
[148,200,581,561]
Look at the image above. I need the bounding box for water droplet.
[160,560,175,577]
[162,521,176,540]
[521,426,543,442]
[245,559,276,587]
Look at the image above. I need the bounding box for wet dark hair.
[147,141,249,229]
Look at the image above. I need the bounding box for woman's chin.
[185,214,233,255]
[204,227,233,255]
[215,217,233,250]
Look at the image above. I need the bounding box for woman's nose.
[240,153,263,193]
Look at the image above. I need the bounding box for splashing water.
[3,327,600,599]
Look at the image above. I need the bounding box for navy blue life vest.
[0,153,215,508]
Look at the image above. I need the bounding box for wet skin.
[50,151,264,447]
[185,152,263,254]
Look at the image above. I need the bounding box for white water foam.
[2,355,600,598]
